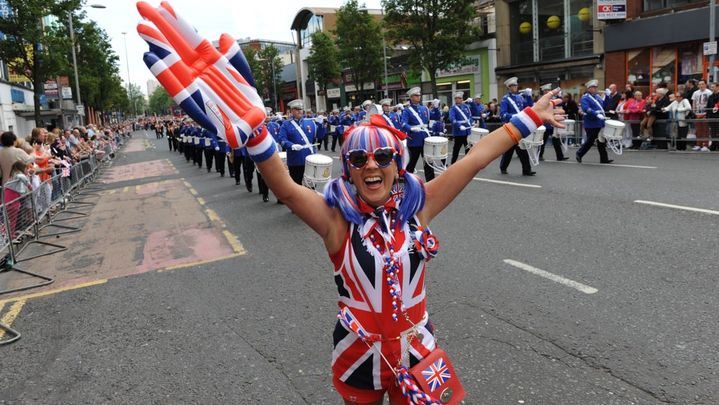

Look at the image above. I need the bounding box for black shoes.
[558,157,569,161]
[247,185,253,193]
[539,156,545,161]
[262,195,269,202]
[600,160,614,164]
[522,171,536,176]
[576,155,582,163]
[235,181,241,186]
[500,170,508,174]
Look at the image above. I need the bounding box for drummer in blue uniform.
[215,137,228,177]
[429,99,444,136]
[337,108,354,149]
[449,91,473,164]
[278,99,325,185]
[577,79,613,164]
[538,83,568,162]
[193,128,203,168]
[379,98,400,128]
[468,93,487,129]
[401,86,435,182]
[357,100,372,123]
[327,109,340,152]
[499,77,534,176]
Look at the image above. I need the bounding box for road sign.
[704,41,717,56]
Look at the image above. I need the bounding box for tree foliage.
[127,83,147,117]
[0,0,81,125]
[382,0,480,97]
[148,86,172,115]
[254,45,283,110]
[334,0,384,100]
[307,31,340,93]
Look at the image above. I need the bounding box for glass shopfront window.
[677,45,702,85]
[300,15,323,47]
[644,0,703,12]
[509,0,533,65]
[569,0,593,57]
[628,48,651,95]
[652,47,676,91]
[537,0,564,61]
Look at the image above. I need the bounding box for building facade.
[495,0,602,98]
[604,0,712,97]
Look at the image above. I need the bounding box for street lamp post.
[69,4,106,125]
[121,31,135,117]
[359,7,389,99]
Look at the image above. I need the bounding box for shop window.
[537,0,564,61]
[569,0,593,57]
[644,0,703,12]
[677,45,702,86]
[652,47,676,92]
[627,48,651,96]
[509,0,533,65]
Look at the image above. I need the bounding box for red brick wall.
[626,0,642,19]
[605,51,626,87]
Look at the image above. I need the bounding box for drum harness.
[453,105,470,131]
[407,105,430,135]
[290,119,317,153]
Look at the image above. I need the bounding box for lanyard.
[586,93,605,113]
[408,105,429,134]
[383,113,396,128]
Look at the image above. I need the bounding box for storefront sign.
[597,0,626,20]
[62,87,73,100]
[326,88,341,98]
[10,88,25,104]
[436,54,481,78]
[703,41,717,56]
[345,82,375,92]
[44,80,59,99]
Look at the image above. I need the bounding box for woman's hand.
[531,88,565,128]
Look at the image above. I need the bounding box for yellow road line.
[0,279,107,307]
[222,230,246,254]
[197,197,206,205]
[205,208,220,222]
[189,188,197,196]
[0,300,25,339]
[182,181,192,188]
[123,186,129,193]
[158,252,245,273]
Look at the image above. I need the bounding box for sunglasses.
[347,147,396,169]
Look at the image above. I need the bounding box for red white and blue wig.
[324,117,425,226]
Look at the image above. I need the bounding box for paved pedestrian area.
[0,131,717,404]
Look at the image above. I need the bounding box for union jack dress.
[331,212,438,391]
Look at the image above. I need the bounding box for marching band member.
[278,99,325,185]
[337,108,354,150]
[538,83,568,162]
[215,137,228,177]
[203,130,215,173]
[401,86,435,182]
[577,80,613,164]
[380,98,400,128]
[326,109,340,151]
[499,77,535,176]
[193,128,203,168]
[429,99,444,136]
[449,91,473,164]
[358,100,372,123]
[468,93,487,129]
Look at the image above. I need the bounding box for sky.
[86,0,383,95]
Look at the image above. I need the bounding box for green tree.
[255,45,283,111]
[148,86,173,115]
[0,0,81,125]
[307,31,340,95]
[334,0,383,100]
[382,0,480,97]
[127,83,146,117]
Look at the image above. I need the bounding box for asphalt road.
[1,131,717,404]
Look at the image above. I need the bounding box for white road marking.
[503,259,598,294]
[417,170,541,189]
[544,160,657,169]
[634,200,719,216]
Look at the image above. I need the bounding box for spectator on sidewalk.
[691,80,712,151]
[0,131,37,184]
[605,84,621,119]
[563,93,579,120]
[624,91,646,148]
[664,92,691,150]
[641,88,670,143]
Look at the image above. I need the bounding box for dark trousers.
[234,156,255,190]
[331,132,343,151]
[288,165,305,185]
[214,150,226,176]
[258,171,268,198]
[500,146,532,174]
[195,146,203,167]
[204,149,214,172]
[577,127,609,162]
[406,146,435,181]
[451,136,468,164]
[539,130,565,160]
[184,144,191,162]
[676,126,688,150]
[178,142,184,154]
[172,138,178,151]
[168,137,173,151]
[228,155,235,177]
[321,136,329,151]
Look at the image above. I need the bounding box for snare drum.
[531,126,546,144]
[468,127,489,145]
[424,136,448,160]
[601,119,625,141]
[555,119,575,138]
[304,154,333,183]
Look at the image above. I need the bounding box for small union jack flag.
[421,358,451,392]
[338,307,369,340]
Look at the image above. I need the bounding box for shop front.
[432,50,489,106]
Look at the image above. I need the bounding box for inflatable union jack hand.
[136,1,265,149]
